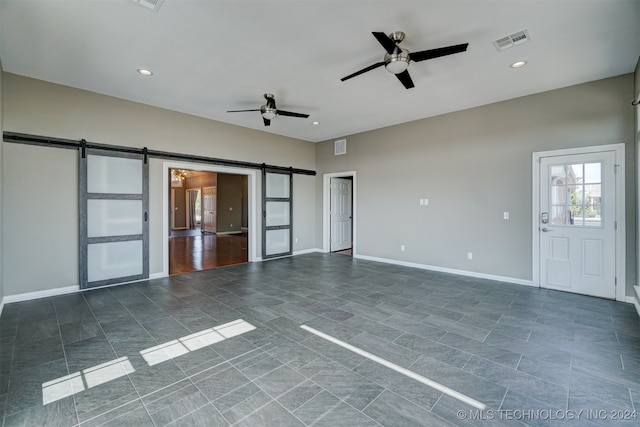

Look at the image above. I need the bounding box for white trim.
[2,286,79,304]
[633,286,640,317]
[293,248,322,256]
[323,171,357,254]
[163,162,258,277]
[150,272,166,280]
[354,254,534,287]
[532,143,626,301]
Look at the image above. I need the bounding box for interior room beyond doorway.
[169,168,249,275]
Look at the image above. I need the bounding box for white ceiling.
[1,0,638,143]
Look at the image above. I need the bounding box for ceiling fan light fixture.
[384,48,410,74]
[262,109,277,120]
[385,59,409,74]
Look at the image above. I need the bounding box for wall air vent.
[492,29,531,51]
[130,0,164,12]
[335,139,347,156]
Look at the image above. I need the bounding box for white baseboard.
[294,248,323,256]
[633,286,640,317]
[3,285,79,305]
[354,254,535,287]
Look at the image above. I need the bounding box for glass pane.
[566,185,580,207]
[570,205,584,226]
[266,173,289,198]
[585,205,602,227]
[550,165,567,180]
[88,200,142,237]
[88,155,142,194]
[584,163,601,184]
[266,202,290,226]
[570,164,584,183]
[88,240,143,282]
[265,229,290,255]
[550,183,567,205]
[551,206,570,225]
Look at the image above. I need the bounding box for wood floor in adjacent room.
[169,231,248,275]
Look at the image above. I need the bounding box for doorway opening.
[165,165,256,276]
[323,171,356,256]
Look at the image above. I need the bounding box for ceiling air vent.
[335,139,347,156]
[492,29,531,51]
[130,0,164,12]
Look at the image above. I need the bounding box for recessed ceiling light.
[510,60,527,69]
[137,68,153,76]
[312,121,320,125]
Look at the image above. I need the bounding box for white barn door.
[79,148,149,289]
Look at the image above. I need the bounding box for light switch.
[503,212,510,220]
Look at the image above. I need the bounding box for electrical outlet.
[424,198,429,205]
[295,237,299,243]
[467,252,473,260]
[401,245,405,252]
[419,199,424,205]
[503,212,510,220]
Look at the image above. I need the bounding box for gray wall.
[316,74,636,296]
[1,72,316,296]
[172,185,186,228]
[0,59,3,308]
[217,174,244,233]
[635,58,640,307]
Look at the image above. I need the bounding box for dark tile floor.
[1,253,639,426]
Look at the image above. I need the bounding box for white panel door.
[330,178,352,252]
[80,149,149,289]
[202,186,216,233]
[539,151,616,299]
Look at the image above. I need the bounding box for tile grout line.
[52,296,82,427]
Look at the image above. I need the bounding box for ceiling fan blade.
[341,62,385,82]
[226,109,261,113]
[395,70,415,89]
[372,31,397,54]
[277,110,309,118]
[409,43,469,62]
[263,117,271,126]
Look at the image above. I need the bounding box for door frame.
[323,171,356,254]
[532,143,626,301]
[162,161,257,276]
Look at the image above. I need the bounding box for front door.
[538,150,616,299]
[202,186,216,233]
[330,177,352,252]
